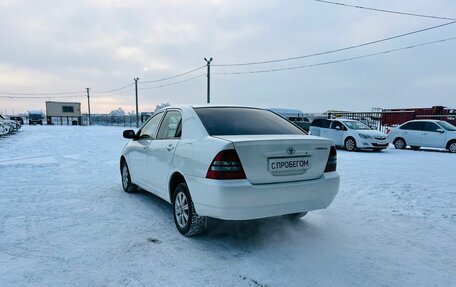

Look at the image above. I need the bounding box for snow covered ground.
[1,125,455,287]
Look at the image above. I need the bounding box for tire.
[173,183,207,236]
[286,212,308,220]
[448,141,456,153]
[394,138,406,149]
[410,146,420,150]
[344,137,357,152]
[121,161,138,193]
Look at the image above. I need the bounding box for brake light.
[324,146,337,172]
[206,149,246,180]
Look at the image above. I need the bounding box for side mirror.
[436,128,445,133]
[123,129,136,139]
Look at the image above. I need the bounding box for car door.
[399,122,423,146]
[145,110,182,196]
[326,121,344,146]
[309,119,324,136]
[128,112,164,186]
[422,122,446,148]
[318,119,333,139]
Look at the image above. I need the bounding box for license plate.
[269,157,310,173]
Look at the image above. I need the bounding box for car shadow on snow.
[205,216,317,239]
[402,147,451,153]
[126,187,336,248]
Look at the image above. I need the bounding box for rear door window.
[400,122,424,131]
[194,107,305,136]
[311,119,322,127]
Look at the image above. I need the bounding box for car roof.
[156,104,268,113]
[403,119,442,123]
[409,119,441,122]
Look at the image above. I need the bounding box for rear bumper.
[185,172,340,220]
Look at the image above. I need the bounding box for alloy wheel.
[395,139,405,149]
[122,165,129,189]
[345,139,356,151]
[450,143,456,153]
[174,191,189,228]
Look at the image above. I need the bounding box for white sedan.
[120,106,340,236]
[310,119,388,151]
[388,120,456,153]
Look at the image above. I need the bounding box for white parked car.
[388,120,456,153]
[0,122,10,135]
[120,106,340,236]
[309,118,388,151]
[0,115,18,133]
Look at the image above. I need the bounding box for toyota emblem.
[286,147,296,155]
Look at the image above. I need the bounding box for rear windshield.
[194,107,306,136]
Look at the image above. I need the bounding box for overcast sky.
[1,0,455,114]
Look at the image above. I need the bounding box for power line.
[92,88,135,96]
[140,73,206,90]
[213,20,456,67]
[0,90,85,96]
[213,36,456,75]
[92,82,134,93]
[140,65,207,84]
[313,0,456,21]
[0,94,85,99]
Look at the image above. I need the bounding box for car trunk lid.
[214,135,333,184]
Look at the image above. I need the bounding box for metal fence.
[81,114,151,127]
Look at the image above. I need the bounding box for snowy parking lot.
[1,125,455,287]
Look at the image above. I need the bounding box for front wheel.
[173,183,207,236]
[121,161,137,193]
[448,142,456,153]
[345,137,357,152]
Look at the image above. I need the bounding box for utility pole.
[86,88,91,126]
[204,58,213,104]
[134,77,140,128]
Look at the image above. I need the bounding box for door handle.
[167,144,174,151]
[143,146,147,150]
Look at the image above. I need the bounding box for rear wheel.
[410,146,420,150]
[394,138,406,149]
[286,212,308,220]
[448,141,456,153]
[344,137,357,152]
[173,183,207,236]
[121,161,137,193]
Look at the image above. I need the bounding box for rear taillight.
[206,149,246,180]
[324,146,337,172]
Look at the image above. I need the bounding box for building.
[45,101,82,125]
